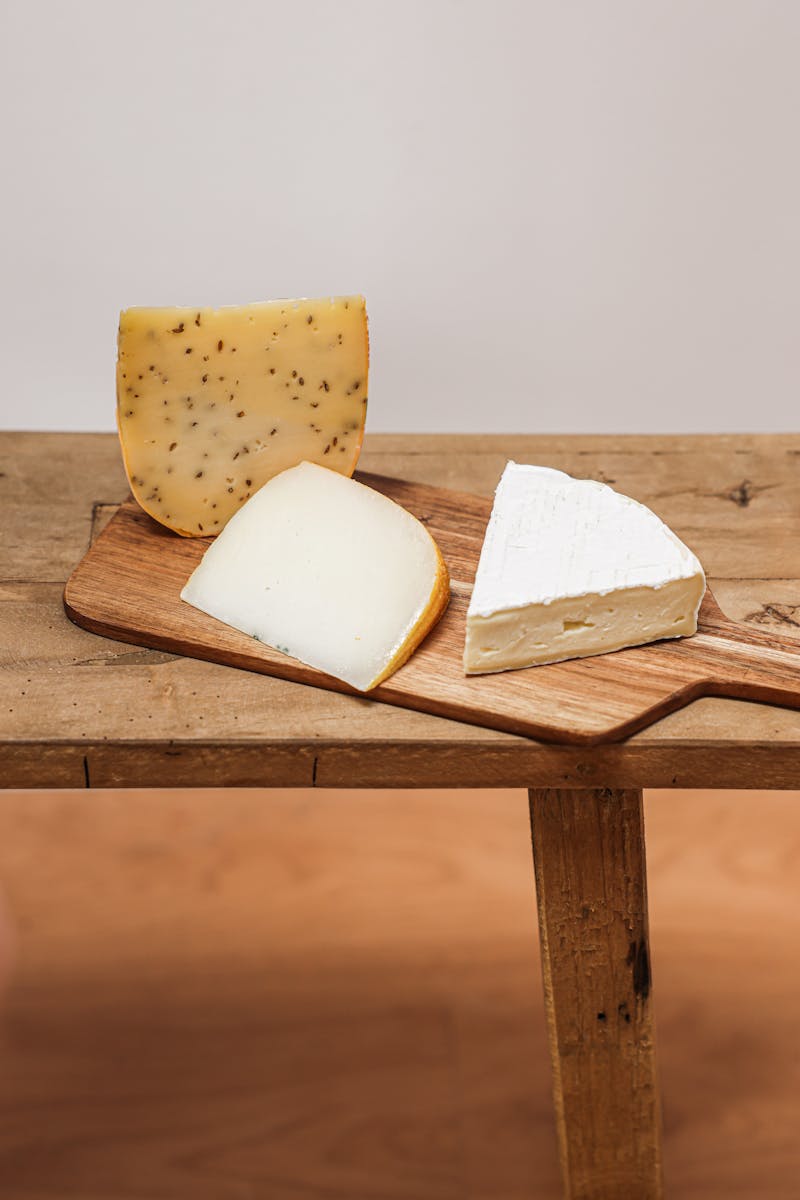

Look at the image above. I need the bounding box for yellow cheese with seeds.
[116,297,369,536]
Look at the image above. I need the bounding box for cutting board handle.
[700,593,800,709]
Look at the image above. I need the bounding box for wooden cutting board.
[63,472,800,745]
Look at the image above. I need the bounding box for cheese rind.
[180,462,450,692]
[464,462,705,674]
[117,297,368,536]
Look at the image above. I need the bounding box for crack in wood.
[575,471,617,484]
[744,603,800,630]
[707,479,778,508]
[729,480,755,507]
[89,501,121,549]
[628,938,651,1001]
[72,649,179,668]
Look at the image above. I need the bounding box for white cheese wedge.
[181,461,450,691]
[464,462,705,674]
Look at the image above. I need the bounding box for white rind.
[464,462,706,674]
[180,461,443,692]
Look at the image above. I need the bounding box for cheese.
[117,297,369,536]
[464,462,705,674]
[181,461,450,691]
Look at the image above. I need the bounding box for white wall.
[2,0,798,434]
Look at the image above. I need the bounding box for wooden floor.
[0,786,799,1199]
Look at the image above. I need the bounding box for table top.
[2,431,799,790]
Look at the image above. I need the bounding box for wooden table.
[3,431,800,1200]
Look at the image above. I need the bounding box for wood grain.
[2,784,800,1198]
[63,472,800,745]
[530,789,662,1199]
[5,432,800,787]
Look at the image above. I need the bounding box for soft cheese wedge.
[464,462,705,674]
[117,297,369,536]
[181,462,450,691]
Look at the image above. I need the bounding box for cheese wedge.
[464,462,705,674]
[117,297,369,536]
[181,462,450,691]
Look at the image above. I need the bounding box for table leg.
[529,787,663,1200]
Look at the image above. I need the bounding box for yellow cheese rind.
[116,297,369,536]
[366,541,450,690]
